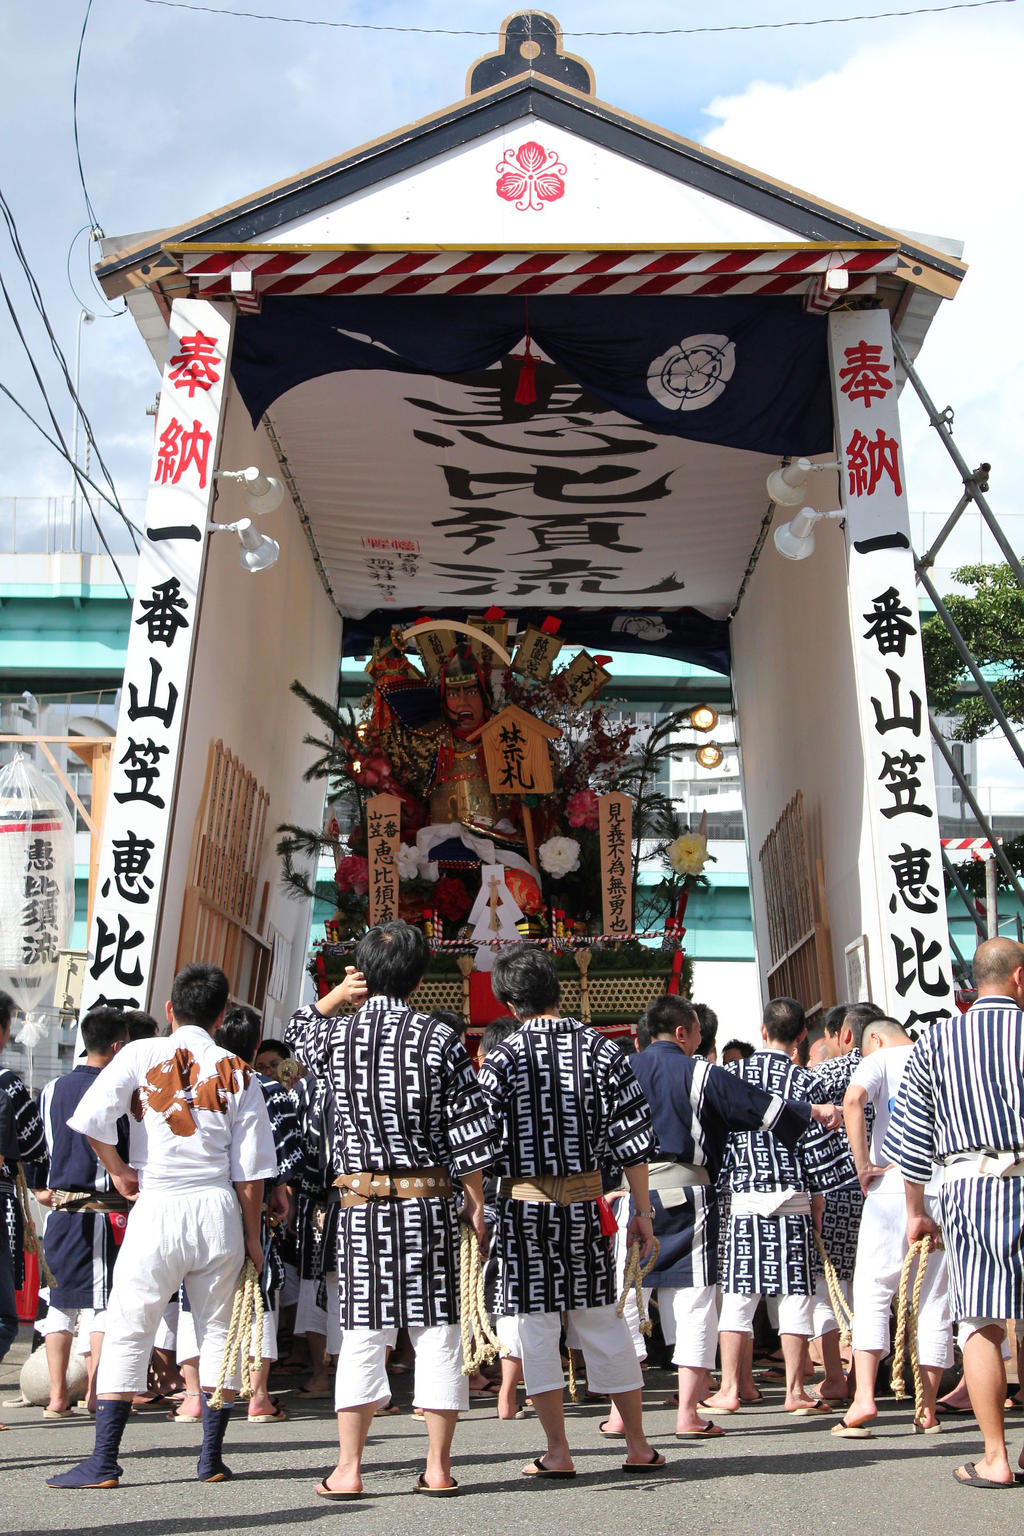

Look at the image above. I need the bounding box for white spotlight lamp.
[773,507,843,562]
[695,742,724,771]
[209,517,281,573]
[214,465,286,516]
[765,457,842,507]
[236,517,281,573]
[689,704,718,733]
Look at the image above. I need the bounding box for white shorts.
[851,1191,952,1368]
[720,1289,813,1337]
[660,1285,719,1371]
[39,1306,106,1350]
[334,1324,467,1413]
[96,1186,244,1396]
[812,1273,851,1339]
[176,1294,278,1364]
[497,1305,643,1398]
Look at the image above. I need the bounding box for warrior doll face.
[444,677,487,737]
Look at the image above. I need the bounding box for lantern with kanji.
[0,753,76,1017]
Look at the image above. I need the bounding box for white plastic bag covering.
[0,752,76,1015]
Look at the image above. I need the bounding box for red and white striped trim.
[178,247,896,301]
[942,837,998,857]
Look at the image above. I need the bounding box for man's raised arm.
[284,967,367,1075]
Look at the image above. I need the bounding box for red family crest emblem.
[495,142,567,212]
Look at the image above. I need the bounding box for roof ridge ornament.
[467,10,595,96]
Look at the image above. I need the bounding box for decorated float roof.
[96,11,966,672]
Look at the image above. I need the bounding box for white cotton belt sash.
[730,1188,812,1218]
[648,1160,710,1207]
[942,1151,1024,1181]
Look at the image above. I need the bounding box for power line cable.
[0,187,138,551]
[73,0,103,237]
[66,224,122,318]
[133,0,1017,35]
[0,379,141,527]
[0,291,135,597]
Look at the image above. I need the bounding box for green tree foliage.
[921,563,1024,742]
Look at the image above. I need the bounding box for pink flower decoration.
[336,854,370,896]
[496,142,567,212]
[566,789,600,831]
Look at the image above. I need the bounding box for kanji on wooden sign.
[366,793,401,928]
[599,792,633,937]
[471,705,561,797]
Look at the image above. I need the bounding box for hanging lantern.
[0,753,76,1020]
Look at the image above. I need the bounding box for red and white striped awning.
[173,246,897,309]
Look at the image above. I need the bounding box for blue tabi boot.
[197,1395,233,1482]
[46,1397,131,1488]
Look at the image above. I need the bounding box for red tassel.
[540,615,562,635]
[514,343,537,404]
[513,297,536,405]
[483,605,506,622]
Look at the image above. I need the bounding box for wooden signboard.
[564,650,611,706]
[466,613,509,665]
[473,705,561,797]
[599,793,633,937]
[365,793,401,927]
[471,705,562,871]
[511,625,563,682]
[411,626,456,677]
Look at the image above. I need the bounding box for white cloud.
[701,20,1024,526]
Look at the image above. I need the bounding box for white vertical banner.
[82,298,236,1014]
[829,309,953,1030]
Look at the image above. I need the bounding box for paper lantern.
[0,753,76,1017]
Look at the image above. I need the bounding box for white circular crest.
[647,334,736,412]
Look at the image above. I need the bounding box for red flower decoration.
[566,789,600,831]
[336,854,370,896]
[434,875,472,921]
[496,142,567,212]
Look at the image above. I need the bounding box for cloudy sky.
[2,0,1022,565]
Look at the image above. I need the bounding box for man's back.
[42,1066,126,1192]
[69,1027,275,1191]
[321,997,490,1174]
[481,1015,652,1179]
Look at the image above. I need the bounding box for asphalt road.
[3,1328,1024,1536]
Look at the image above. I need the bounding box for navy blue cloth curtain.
[232,294,833,457]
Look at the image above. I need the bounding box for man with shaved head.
[884,937,1024,1489]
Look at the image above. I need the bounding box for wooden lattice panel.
[177,739,272,1009]
[758,791,834,1020]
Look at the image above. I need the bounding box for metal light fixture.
[209,517,281,573]
[689,703,718,733]
[765,457,842,506]
[773,507,844,562]
[695,742,724,771]
[214,465,286,517]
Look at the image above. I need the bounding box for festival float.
[280,614,711,1035]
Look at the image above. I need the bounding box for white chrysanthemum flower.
[538,835,582,878]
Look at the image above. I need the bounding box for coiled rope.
[459,1223,505,1375]
[616,1237,661,1335]
[15,1165,56,1288]
[891,1236,933,1421]
[813,1229,854,1348]
[209,1259,264,1409]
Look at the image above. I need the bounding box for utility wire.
[134,0,1017,35]
[66,224,122,318]
[0,380,140,527]
[73,0,103,237]
[0,187,138,552]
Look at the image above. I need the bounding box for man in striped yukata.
[0,990,46,1393]
[885,937,1024,1490]
[704,997,852,1416]
[480,944,664,1480]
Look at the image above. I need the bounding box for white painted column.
[81,298,236,1016]
[828,309,954,1028]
